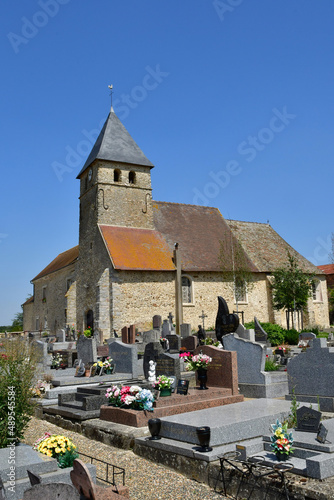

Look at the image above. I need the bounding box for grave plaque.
[177,380,189,395]
[215,296,239,342]
[296,406,322,433]
[316,423,328,443]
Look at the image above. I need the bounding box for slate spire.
[77,106,154,178]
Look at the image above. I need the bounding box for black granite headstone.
[166,334,181,352]
[254,317,268,342]
[155,352,181,379]
[296,406,322,433]
[143,342,164,379]
[215,296,240,342]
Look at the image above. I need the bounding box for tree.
[10,311,23,332]
[271,251,314,330]
[219,236,254,313]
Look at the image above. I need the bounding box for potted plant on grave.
[33,433,78,468]
[153,375,173,397]
[102,357,115,374]
[270,420,294,461]
[51,353,62,369]
[83,326,93,338]
[179,351,212,390]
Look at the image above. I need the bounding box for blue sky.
[1,1,333,325]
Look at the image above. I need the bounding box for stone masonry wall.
[32,262,76,334]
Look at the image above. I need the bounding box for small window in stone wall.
[42,287,47,303]
[114,169,121,182]
[234,278,247,303]
[182,276,193,304]
[36,317,40,330]
[129,171,136,184]
[66,278,74,291]
[312,280,323,302]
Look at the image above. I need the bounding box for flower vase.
[196,426,212,452]
[159,388,172,397]
[275,451,290,461]
[197,368,208,390]
[148,418,161,440]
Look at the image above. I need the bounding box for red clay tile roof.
[318,264,334,275]
[226,220,322,274]
[152,201,257,272]
[32,246,79,281]
[99,225,175,271]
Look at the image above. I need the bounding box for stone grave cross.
[199,310,208,329]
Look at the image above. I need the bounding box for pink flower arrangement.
[179,351,212,371]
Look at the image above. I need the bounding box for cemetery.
[2,301,334,499]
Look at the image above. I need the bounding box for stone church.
[22,105,330,339]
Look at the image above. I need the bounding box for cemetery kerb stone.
[108,340,139,378]
[287,337,334,411]
[223,333,288,398]
[76,335,97,365]
[193,345,238,394]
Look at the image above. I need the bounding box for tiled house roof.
[31,246,79,281]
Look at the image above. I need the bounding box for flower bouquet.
[30,380,49,398]
[270,420,294,460]
[106,385,154,411]
[51,353,63,369]
[103,357,114,373]
[34,433,78,468]
[179,352,212,371]
[93,360,104,375]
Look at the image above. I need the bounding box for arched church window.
[182,276,193,304]
[129,171,136,184]
[114,169,121,182]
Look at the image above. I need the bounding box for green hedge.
[244,321,326,346]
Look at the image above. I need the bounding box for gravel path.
[23,417,227,500]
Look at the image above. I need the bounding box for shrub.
[284,329,299,345]
[0,338,41,448]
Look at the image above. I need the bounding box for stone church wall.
[32,262,76,333]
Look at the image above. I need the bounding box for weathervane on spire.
[108,84,113,110]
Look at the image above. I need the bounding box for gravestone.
[223,333,287,397]
[153,315,162,331]
[193,345,239,394]
[298,332,316,344]
[296,406,321,433]
[254,317,268,342]
[181,335,197,352]
[166,334,181,352]
[23,483,80,500]
[287,338,334,411]
[35,340,51,368]
[155,352,181,380]
[56,329,66,343]
[180,323,191,338]
[109,340,139,377]
[162,319,171,337]
[143,330,160,344]
[129,324,136,343]
[121,326,128,344]
[236,323,255,342]
[76,336,97,365]
[215,296,239,342]
[143,342,164,379]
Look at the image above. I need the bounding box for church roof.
[226,220,322,274]
[152,201,258,273]
[99,225,175,271]
[77,110,154,178]
[31,246,79,281]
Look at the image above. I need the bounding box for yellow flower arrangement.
[34,433,77,463]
